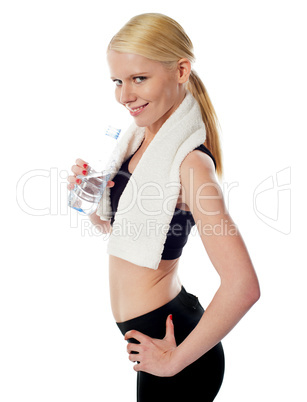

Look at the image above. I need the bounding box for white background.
[1,0,306,401]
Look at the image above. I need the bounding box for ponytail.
[187,70,223,178]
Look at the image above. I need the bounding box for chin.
[132,116,153,128]
[132,114,164,131]
[134,121,147,128]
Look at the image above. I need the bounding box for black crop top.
[110,144,216,260]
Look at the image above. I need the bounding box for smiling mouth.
[125,103,149,112]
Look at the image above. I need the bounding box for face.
[107,50,189,134]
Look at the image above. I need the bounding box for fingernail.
[83,164,88,169]
[170,314,173,321]
[76,179,82,184]
[82,170,87,175]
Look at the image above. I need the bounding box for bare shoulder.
[179,148,221,210]
[180,149,216,183]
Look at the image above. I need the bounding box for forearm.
[172,281,260,374]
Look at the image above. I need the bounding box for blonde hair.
[108,13,223,177]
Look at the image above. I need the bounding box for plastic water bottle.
[68,126,121,215]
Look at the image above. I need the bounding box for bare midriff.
[109,255,182,323]
[109,137,190,323]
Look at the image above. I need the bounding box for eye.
[112,79,122,87]
[134,76,147,84]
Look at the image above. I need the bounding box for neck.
[143,129,156,144]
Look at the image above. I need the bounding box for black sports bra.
[110,144,216,260]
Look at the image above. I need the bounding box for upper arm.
[180,150,257,287]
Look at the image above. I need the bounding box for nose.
[119,83,136,105]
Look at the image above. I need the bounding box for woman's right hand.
[67,158,115,190]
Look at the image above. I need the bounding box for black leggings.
[117,286,225,402]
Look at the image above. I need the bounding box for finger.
[67,182,76,190]
[164,314,176,345]
[127,343,141,354]
[67,175,82,187]
[129,353,141,363]
[107,180,115,188]
[133,362,143,372]
[125,330,148,344]
[71,164,89,177]
[75,158,89,169]
[67,175,76,183]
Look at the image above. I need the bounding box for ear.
[177,58,191,84]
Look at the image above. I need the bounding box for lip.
[126,103,149,117]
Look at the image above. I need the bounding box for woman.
[68,13,260,402]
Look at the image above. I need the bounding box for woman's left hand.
[124,314,178,377]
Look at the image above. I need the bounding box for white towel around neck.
[96,91,206,270]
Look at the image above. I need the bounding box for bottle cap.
[105,126,121,140]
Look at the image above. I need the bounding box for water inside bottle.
[68,125,121,215]
[68,171,111,214]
